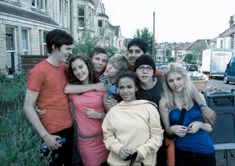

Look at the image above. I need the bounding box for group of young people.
[24,29,216,166]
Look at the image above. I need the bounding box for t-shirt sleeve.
[27,68,45,91]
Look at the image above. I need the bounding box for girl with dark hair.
[102,71,163,166]
[66,54,108,166]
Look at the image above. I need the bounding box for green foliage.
[106,46,118,57]
[134,27,153,54]
[0,74,50,165]
[0,74,26,115]
[184,54,197,64]
[72,32,98,55]
[72,32,117,57]
[0,108,50,166]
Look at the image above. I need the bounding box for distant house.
[184,39,211,64]
[217,15,235,51]
[155,42,177,63]
[171,42,191,63]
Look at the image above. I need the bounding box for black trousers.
[49,126,74,166]
[175,148,216,166]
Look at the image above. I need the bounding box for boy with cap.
[127,38,164,77]
[134,54,170,166]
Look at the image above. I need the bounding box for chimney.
[229,16,234,28]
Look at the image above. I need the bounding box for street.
[208,78,235,92]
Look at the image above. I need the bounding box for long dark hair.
[66,53,95,84]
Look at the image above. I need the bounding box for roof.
[97,13,109,19]
[219,26,235,37]
[0,2,58,26]
[186,39,210,51]
[173,42,191,50]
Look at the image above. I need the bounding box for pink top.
[69,91,105,137]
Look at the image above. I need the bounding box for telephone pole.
[152,12,156,62]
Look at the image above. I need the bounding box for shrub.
[0,107,50,165]
[0,74,50,165]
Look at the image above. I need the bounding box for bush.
[0,74,50,165]
[0,108,50,166]
[0,74,26,115]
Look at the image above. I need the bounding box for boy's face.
[128,45,144,66]
[54,44,73,62]
[136,65,154,84]
[103,62,120,78]
[92,53,108,73]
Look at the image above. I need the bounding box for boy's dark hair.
[90,47,107,58]
[46,29,74,54]
[127,38,148,53]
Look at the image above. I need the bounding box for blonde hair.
[162,63,193,110]
[109,53,129,71]
[161,62,216,126]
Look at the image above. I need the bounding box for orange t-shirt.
[27,60,73,134]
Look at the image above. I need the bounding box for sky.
[102,0,235,43]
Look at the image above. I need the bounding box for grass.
[0,74,49,166]
[0,73,82,165]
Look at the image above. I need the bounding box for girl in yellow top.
[102,71,164,166]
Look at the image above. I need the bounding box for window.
[78,6,85,28]
[98,20,103,27]
[21,29,29,55]
[39,30,48,55]
[59,0,70,28]
[6,27,15,51]
[32,0,46,11]
[220,40,224,49]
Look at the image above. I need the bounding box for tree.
[72,32,117,57]
[134,28,153,54]
[73,32,98,55]
[184,54,197,64]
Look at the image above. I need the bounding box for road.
[207,79,235,92]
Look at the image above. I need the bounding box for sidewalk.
[216,149,235,166]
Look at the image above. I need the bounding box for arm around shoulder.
[64,83,105,94]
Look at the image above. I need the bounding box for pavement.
[216,149,235,166]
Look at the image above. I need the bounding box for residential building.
[171,42,191,63]
[217,15,235,51]
[0,0,124,74]
[184,39,211,64]
[0,0,70,73]
[155,42,177,63]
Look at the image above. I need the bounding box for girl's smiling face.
[71,59,89,84]
[118,77,137,101]
[167,72,184,93]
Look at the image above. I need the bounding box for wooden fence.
[20,55,48,73]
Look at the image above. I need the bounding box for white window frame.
[21,29,30,55]
[78,5,85,29]
[32,0,46,11]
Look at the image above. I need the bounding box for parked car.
[224,56,235,84]
[186,64,198,71]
